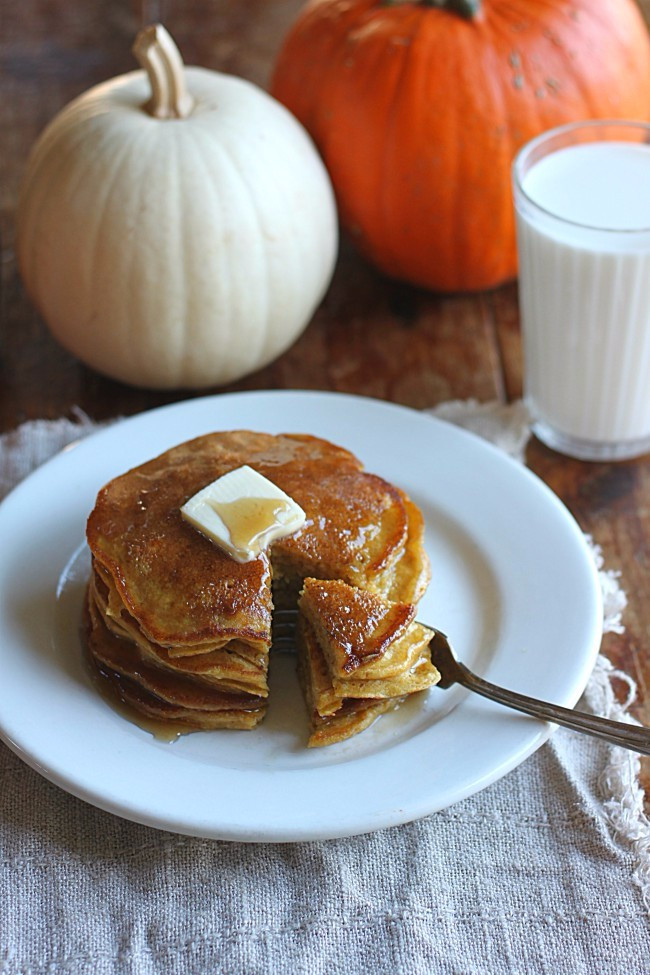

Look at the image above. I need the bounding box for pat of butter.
[180,465,306,563]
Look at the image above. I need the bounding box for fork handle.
[454,661,650,755]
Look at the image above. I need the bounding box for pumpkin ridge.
[329,4,423,272]
[378,7,431,274]
[175,125,203,384]
[162,132,187,384]
[249,133,302,364]
[18,122,92,308]
[550,34,599,120]
[244,123,327,364]
[521,0,597,115]
[189,127,237,376]
[305,16,365,174]
[201,111,320,378]
[125,123,189,386]
[549,0,646,119]
[198,103,334,370]
[448,22,472,290]
[87,130,149,372]
[471,6,528,285]
[585,0,644,39]
[197,124,272,370]
[35,120,139,361]
[203,123,278,362]
[420,10,462,285]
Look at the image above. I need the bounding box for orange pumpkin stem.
[132,23,195,119]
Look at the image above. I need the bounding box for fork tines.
[271,607,299,648]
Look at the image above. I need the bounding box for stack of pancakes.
[297,577,439,747]
[85,430,437,743]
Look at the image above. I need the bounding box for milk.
[514,131,650,460]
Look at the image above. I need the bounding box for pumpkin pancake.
[87,597,265,713]
[87,657,265,731]
[85,600,266,730]
[386,496,430,605]
[88,571,268,696]
[296,578,439,746]
[85,430,432,740]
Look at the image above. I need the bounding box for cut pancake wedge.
[297,577,440,747]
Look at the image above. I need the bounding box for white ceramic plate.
[0,391,602,841]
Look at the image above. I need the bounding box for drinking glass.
[512,120,650,461]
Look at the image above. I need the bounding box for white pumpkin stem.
[133,23,194,119]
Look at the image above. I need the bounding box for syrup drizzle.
[207,496,293,554]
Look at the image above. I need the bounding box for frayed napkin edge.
[428,398,650,914]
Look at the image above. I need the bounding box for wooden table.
[1,1,649,797]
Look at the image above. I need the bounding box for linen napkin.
[0,404,649,975]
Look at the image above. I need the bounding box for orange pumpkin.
[272,0,650,293]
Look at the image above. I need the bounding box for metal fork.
[272,609,650,756]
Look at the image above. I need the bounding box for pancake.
[86,658,265,731]
[297,577,440,747]
[84,430,432,739]
[90,563,268,695]
[386,497,430,605]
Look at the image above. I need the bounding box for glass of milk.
[513,120,650,461]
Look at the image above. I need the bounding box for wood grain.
[1,0,649,797]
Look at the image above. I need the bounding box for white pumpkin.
[17,25,338,389]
